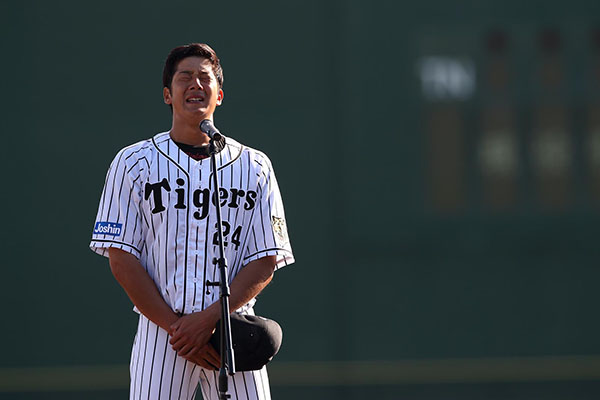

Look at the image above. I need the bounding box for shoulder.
[112,132,168,167]
[228,137,274,175]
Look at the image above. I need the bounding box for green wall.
[2,1,600,398]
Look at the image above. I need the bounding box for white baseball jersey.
[90,131,294,314]
[90,131,294,400]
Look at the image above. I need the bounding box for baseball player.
[90,43,294,400]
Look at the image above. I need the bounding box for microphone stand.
[205,134,236,399]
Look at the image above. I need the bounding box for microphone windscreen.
[200,119,221,140]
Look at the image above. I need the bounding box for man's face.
[163,56,223,122]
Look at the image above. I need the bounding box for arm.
[169,255,277,360]
[108,247,179,333]
[218,254,277,316]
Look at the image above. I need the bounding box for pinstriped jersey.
[90,131,294,315]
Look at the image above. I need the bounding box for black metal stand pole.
[206,137,236,400]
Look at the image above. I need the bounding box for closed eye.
[176,71,193,80]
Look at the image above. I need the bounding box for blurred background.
[2,0,600,399]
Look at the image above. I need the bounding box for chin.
[181,108,208,119]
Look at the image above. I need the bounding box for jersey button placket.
[199,160,214,311]
[188,162,209,313]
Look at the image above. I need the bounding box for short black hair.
[162,43,224,90]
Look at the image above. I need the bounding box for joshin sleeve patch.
[93,221,123,237]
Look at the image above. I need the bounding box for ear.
[216,89,224,106]
[163,87,172,105]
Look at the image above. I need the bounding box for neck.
[169,115,212,146]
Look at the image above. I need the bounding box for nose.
[190,77,203,90]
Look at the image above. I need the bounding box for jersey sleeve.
[242,162,294,270]
[89,149,144,259]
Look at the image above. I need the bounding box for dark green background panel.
[2,0,600,399]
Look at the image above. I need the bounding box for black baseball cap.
[209,313,283,371]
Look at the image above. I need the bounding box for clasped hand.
[169,310,221,370]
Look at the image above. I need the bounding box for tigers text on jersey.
[90,131,294,315]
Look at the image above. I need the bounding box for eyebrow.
[175,70,210,76]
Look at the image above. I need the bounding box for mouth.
[186,96,205,104]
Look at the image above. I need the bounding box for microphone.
[200,119,223,141]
